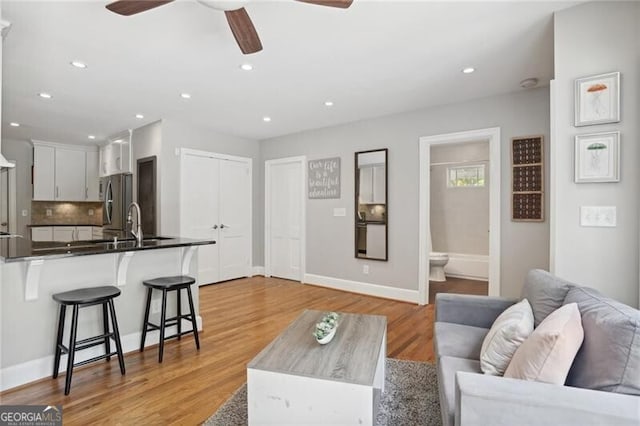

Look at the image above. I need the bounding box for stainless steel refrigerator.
[100,173,132,237]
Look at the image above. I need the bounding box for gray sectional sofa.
[434,269,640,426]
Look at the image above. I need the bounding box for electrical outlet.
[46,209,52,217]
[88,209,94,216]
[21,209,28,217]
[151,299,162,314]
[363,264,369,274]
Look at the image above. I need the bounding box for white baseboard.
[0,316,203,392]
[304,274,419,304]
[251,266,265,277]
[444,253,489,281]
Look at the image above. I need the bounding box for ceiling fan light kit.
[105,0,353,54]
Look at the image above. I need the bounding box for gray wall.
[552,1,640,307]
[1,138,32,238]
[132,120,163,233]
[430,142,489,255]
[159,120,263,263]
[260,87,551,298]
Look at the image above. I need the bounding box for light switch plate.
[580,206,616,227]
[333,207,346,217]
[88,209,94,216]
[46,209,52,217]
[21,209,28,217]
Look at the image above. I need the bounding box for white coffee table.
[247,310,387,425]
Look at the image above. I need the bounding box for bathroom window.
[447,165,485,188]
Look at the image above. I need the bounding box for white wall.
[132,120,163,233]
[552,1,639,307]
[430,142,490,255]
[260,87,550,299]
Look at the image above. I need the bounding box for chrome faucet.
[127,202,143,245]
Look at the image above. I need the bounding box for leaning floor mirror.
[355,149,388,261]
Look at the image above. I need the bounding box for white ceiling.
[2,0,579,145]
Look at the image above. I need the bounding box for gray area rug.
[204,358,441,426]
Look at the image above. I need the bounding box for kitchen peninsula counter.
[1,235,214,392]
[0,235,215,262]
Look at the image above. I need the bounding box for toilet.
[429,252,450,282]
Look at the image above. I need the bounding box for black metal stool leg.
[53,304,66,379]
[102,302,111,361]
[108,299,126,375]
[159,289,167,363]
[64,305,79,395]
[140,287,152,352]
[176,289,182,340]
[186,286,200,350]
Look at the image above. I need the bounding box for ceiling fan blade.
[295,0,353,8]
[105,0,174,16]
[225,8,263,55]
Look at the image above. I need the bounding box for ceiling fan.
[105,0,353,54]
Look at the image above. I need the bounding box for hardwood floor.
[0,277,435,425]
[429,276,488,302]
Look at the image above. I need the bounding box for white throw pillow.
[504,303,584,385]
[480,298,534,375]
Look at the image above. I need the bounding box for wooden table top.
[248,309,387,386]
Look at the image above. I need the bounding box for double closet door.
[181,150,252,285]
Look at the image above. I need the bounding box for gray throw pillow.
[564,286,640,396]
[521,269,573,327]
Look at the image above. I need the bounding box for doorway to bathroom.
[418,127,501,304]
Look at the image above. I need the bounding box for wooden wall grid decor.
[511,135,544,221]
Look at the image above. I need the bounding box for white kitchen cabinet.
[85,151,100,201]
[92,226,103,240]
[359,165,385,204]
[99,130,132,177]
[76,226,93,241]
[53,226,76,242]
[366,224,386,259]
[33,145,55,200]
[372,165,386,204]
[32,141,100,201]
[55,148,86,201]
[31,227,53,242]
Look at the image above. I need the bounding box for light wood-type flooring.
[0,276,480,425]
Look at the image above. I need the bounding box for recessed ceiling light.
[240,63,253,71]
[324,101,334,107]
[180,93,192,99]
[70,61,87,69]
[88,135,96,140]
[462,67,475,74]
[519,77,539,89]
[38,92,52,99]
[263,116,271,122]
[113,139,124,144]
[9,122,20,127]
[135,114,144,119]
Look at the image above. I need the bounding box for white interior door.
[181,152,220,285]
[266,158,305,281]
[219,159,251,281]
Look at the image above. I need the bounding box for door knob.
[220,224,228,229]
[212,225,218,230]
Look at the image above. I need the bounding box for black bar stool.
[52,286,126,395]
[140,275,200,362]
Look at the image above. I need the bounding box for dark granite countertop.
[0,235,216,262]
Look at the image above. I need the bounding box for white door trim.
[179,148,253,280]
[418,127,501,304]
[264,156,307,282]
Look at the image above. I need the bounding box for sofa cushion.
[564,286,640,395]
[504,303,584,384]
[480,298,534,375]
[434,322,489,360]
[437,356,481,426]
[521,269,574,327]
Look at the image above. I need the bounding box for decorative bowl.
[313,312,340,344]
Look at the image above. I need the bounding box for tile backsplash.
[31,201,103,225]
